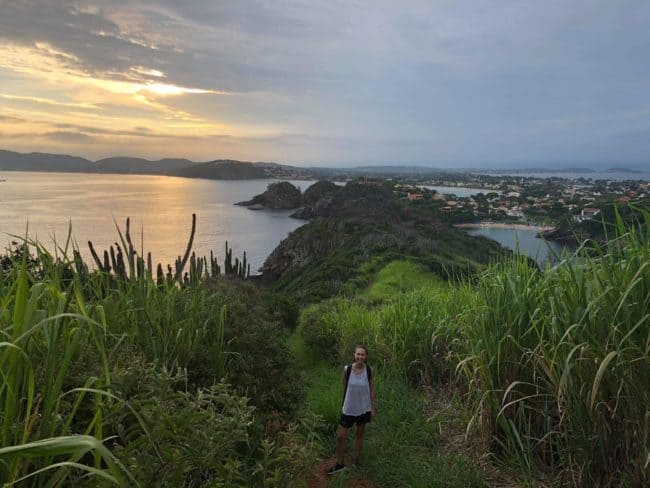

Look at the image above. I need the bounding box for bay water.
[1,171,576,272]
[0,171,312,272]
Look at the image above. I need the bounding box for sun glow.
[0,39,287,159]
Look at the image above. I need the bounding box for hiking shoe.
[326,463,346,475]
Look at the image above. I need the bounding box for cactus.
[73,249,88,285]
[109,246,117,275]
[103,250,110,273]
[136,256,144,279]
[156,263,164,287]
[173,213,196,283]
[114,243,126,280]
[224,241,233,274]
[88,240,104,271]
[125,217,135,280]
[85,214,256,285]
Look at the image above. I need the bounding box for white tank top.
[342,365,372,416]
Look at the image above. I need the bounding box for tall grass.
[459,214,649,484]
[303,212,649,485]
[374,285,478,384]
[0,255,132,485]
[0,221,286,485]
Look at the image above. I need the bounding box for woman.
[327,345,376,475]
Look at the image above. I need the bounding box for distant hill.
[604,167,642,173]
[478,167,597,174]
[0,149,92,172]
[173,160,268,179]
[95,157,193,174]
[0,149,311,179]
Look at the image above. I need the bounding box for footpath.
[290,332,507,488]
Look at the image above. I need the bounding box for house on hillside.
[572,207,600,223]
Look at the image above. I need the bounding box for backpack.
[342,364,372,405]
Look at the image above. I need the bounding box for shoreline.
[455,222,555,232]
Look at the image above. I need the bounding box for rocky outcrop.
[235,181,303,209]
[236,179,344,214]
[288,180,342,219]
[288,181,398,221]
[303,180,340,204]
[258,181,508,298]
[538,226,589,245]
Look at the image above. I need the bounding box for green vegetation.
[2,192,647,486]
[295,209,649,486]
[266,217,503,303]
[0,226,317,486]
[296,354,485,487]
[174,160,267,179]
[363,259,443,301]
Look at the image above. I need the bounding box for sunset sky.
[0,1,649,168]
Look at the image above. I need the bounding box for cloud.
[1,1,649,166]
[50,122,169,138]
[43,131,97,144]
[0,115,27,123]
[0,93,100,110]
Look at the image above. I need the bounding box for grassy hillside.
[2,207,647,486]
[297,212,649,486]
[362,259,444,301]
[0,230,317,486]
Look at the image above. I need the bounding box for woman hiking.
[327,345,376,475]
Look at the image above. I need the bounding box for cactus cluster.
[224,241,250,279]
[86,214,250,286]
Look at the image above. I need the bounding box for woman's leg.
[335,425,349,465]
[352,423,366,463]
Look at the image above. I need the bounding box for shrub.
[299,299,342,359]
[217,280,304,415]
[107,366,318,486]
[263,291,300,330]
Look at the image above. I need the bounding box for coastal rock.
[289,206,313,219]
[538,227,583,244]
[247,203,266,210]
[303,180,340,204]
[235,181,302,209]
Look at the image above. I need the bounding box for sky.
[0,0,649,168]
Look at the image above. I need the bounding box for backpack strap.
[342,364,352,406]
[367,364,372,382]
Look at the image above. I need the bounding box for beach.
[455,222,555,232]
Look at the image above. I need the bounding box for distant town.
[390,173,649,227]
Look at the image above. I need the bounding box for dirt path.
[308,456,378,488]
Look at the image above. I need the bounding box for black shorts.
[339,411,371,428]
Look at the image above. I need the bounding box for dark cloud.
[1,1,649,166]
[43,131,97,144]
[51,122,167,138]
[0,115,27,123]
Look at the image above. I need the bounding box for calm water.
[486,170,650,181]
[467,227,568,266]
[0,171,312,272]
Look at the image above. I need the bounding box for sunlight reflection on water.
[0,171,312,272]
